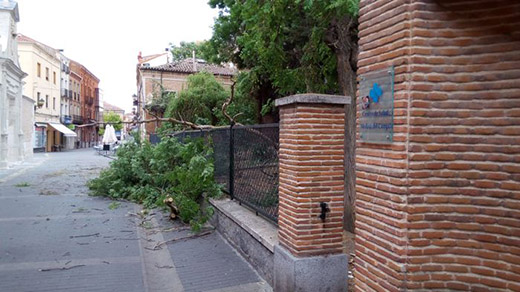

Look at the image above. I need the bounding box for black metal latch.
[319,202,330,222]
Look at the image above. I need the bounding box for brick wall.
[278,102,346,256]
[355,0,520,291]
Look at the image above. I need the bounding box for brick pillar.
[355,0,520,291]
[274,94,351,292]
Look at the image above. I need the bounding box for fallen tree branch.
[75,116,214,129]
[152,230,213,250]
[39,265,86,272]
[69,233,100,239]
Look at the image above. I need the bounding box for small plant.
[108,202,121,210]
[15,182,30,187]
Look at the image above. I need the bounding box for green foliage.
[166,72,225,126]
[170,41,214,62]
[145,88,175,117]
[105,111,123,131]
[108,201,121,210]
[15,182,30,187]
[87,136,222,230]
[205,0,359,110]
[162,72,257,129]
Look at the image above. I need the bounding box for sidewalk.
[0,149,272,292]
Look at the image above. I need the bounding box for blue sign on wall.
[359,67,394,144]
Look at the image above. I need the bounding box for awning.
[35,123,47,128]
[48,122,77,137]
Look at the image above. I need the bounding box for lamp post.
[132,93,144,142]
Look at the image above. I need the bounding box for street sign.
[359,67,394,144]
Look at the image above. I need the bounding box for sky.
[17,0,219,112]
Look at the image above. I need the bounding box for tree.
[170,41,213,62]
[205,0,359,231]
[165,72,229,126]
[99,111,123,135]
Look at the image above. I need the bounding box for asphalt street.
[0,149,271,292]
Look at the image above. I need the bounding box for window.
[45,67,49,81]
[37,92,40,102]
[45,95,48,108]
[37,63,41,77]
[53,97,56,110]
[53,72,56,84]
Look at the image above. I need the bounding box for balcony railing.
[61,115,72,124]
[68,91,73,98]
[61,89,68,98]
[72,115,83,125]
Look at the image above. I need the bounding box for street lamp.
[34,97,44,110]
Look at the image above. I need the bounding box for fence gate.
[231,124,279,223]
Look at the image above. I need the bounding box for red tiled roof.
[17,34,58,56]
[103,102,124,113]
[141,58,237,76]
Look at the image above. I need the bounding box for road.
[0,149,271,292]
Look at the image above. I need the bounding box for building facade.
[19,35,62,152]
[0,0,29,168]
[69,69,82,147]
[70,60,99,148]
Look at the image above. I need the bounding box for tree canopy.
[165,72,229,126]
[104,111,123,131]
[170,41,213,62]
[204,0,359,98]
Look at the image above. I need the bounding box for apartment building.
[70,60,100,148]
[18,34,77,152]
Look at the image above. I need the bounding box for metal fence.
[157,124,279,223]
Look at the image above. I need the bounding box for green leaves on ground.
[87,136,222,231]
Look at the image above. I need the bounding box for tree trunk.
[327,16,359,233]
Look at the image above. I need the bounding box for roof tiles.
[141,58,236,76]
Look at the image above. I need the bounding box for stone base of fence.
[274,245,348,292]
[210,198,278,286]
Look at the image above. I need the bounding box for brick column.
[355,0,520,291]
[274,94,350,292]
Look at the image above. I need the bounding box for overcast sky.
[17,0,218,112]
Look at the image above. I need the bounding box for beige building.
[18,34,76,152]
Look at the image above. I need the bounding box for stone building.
[0,0,28,168]
[136,54,236,137]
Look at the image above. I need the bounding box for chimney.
[192,50,196,72]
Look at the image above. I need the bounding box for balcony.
[68,91,73,98]
[72,115,83,125]
[61,89,68,98]
[61,115,72,125]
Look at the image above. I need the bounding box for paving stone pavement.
[0,149,272,292]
